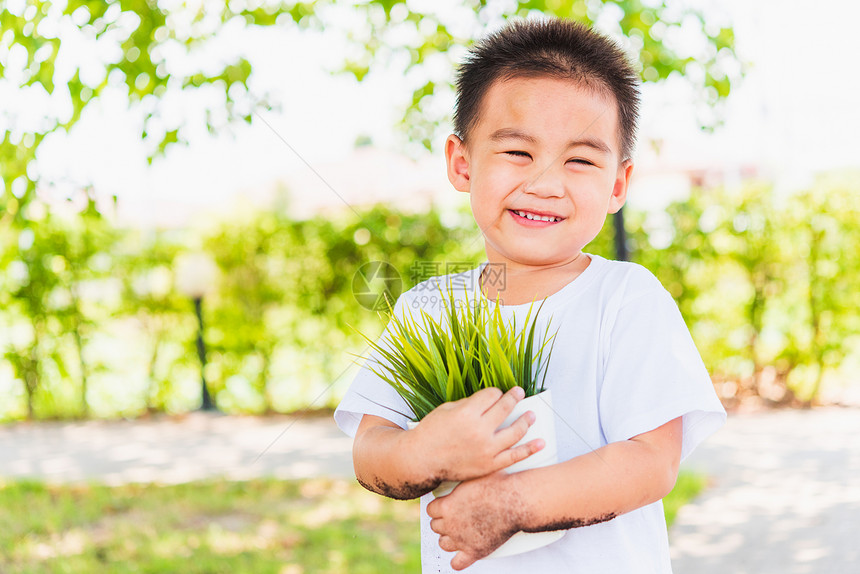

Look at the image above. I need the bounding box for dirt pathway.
[670,406,860,573]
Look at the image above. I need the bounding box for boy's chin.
[486,249,585,268]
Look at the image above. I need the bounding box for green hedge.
[1,174,858,420]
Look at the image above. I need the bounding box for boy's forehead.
[470,75,621,152]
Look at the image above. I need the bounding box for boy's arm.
[427,416,683,570]
[353,386,546,500]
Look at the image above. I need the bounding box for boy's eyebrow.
[489,128,611,155]
[489,128,540,145]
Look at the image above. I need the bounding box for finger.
[452,551,478,571]
[483,386,525,425]
[463,386,504,412]
[493,438,545,471]
[439,535,457,553]
[427,498,442,518]
[429,517,446,535]
[493,410,535,448]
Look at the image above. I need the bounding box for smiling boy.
[335,17,725,573]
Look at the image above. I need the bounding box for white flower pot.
[408,390,564,559]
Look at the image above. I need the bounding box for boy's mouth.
[509,209,565,224]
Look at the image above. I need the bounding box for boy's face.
[445,76,633,269]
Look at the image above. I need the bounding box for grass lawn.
[0,473,706,573]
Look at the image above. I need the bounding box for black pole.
[194,296,216,411]
[614,208,629,262]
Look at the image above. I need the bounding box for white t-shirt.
[335,254,726,573]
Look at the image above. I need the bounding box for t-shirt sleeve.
[598,282,726,461]
[334,292,416,438]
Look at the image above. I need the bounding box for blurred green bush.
[1,174,858,420]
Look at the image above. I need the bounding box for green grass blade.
[350,274,561,418]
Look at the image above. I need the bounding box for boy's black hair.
[453,17,641,162]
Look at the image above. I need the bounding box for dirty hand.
[409,386,545,483]
[427,470,522,570]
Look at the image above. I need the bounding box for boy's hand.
[410,386,545,483]
[427,470,521,570]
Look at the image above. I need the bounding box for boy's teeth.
[514,210,560,222]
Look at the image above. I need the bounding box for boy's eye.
[504,150,531,159]
[568,158,595,166]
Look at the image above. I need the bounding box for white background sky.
[21,0,860,227]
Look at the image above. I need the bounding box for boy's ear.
[607,159,634,214]
[445,134,471,193]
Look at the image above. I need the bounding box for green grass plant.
[351,280,558,421]
[0,473,705,573]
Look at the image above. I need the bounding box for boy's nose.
[521,164,566,198]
